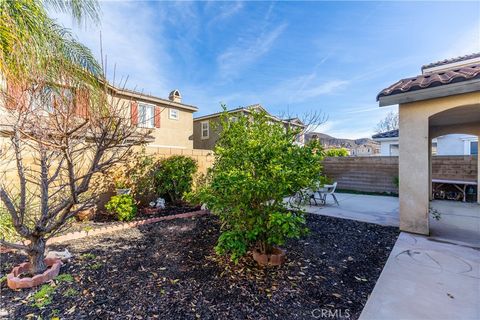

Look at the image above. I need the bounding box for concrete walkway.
[303,192,399,227]
[360,232,480,320]
[302,193,480,320]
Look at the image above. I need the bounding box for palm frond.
[43,0,101,26]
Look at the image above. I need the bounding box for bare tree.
[375,111,399,133]
[277,109,329,135]
[0,66,149,274]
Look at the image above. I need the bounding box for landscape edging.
[0,210,209,252]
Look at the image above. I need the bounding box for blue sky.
[52,1,480,138]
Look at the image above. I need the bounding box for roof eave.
[110,86,198,112]
[378,79,480,107]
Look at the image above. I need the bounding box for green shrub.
[325,148,349,157]
[0,208,19,243]
[155,156,198,203]
[105,194,137,221]
[191,108,324,262]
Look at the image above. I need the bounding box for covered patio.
[377,54,480,235]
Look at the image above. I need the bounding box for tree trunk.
[28,237,47,274]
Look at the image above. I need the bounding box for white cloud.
[217,23,287,79]
[49,2,172,96]
[441,24,480,59]
[210,1,244,22]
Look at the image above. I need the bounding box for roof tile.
[377,64,480,100]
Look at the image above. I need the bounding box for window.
[169,108,179,120]
[31,86,72,113]
[230,116,238,122]
[201,121,209,139]
[471,141,478,155]
[138,103,155,128]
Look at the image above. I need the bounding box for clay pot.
[76,207,96,222]
[7,258,62,290]
[143,207,158,215]
[252,247,286,266]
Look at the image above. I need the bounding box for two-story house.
[192,104,305,150]
[110,88,198,149]
[0,81,198,149]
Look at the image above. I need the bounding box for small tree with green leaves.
[155,156,198,203]
[193,109,324,262]
[325,148,349,157]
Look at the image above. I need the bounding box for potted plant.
[115,180,131,195]
[191,108,323,266]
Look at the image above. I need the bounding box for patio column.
[477,131,480,204]
[399,104,429,235]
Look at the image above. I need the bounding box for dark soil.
[0,214,399,320]
[55,203,200,236]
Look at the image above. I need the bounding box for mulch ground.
[0,213,399,320]
[55,204,200,236]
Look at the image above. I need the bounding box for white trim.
[169,108,179,120]
[138,102,155,128]
[201,121,209,140]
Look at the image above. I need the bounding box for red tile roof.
[377,64,480,100]
[421,53,480,70]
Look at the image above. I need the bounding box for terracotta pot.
[252,247,286,266]
[7,258,62,290]
[143,207,158,215]
[76,207,96,222]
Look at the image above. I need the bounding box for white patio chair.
[322,182,339,206]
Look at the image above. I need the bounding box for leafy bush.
[104,148,161,206]
[155,156,198,203]
[325,148,349,157]
[191,108,324,262]
[0,208,20,243]
[105,194,137,221]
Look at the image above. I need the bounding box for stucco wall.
[436,134,477,155]
[115,95,195,149]
[398,91,480,235]
[192,118,220,150]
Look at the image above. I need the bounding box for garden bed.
[57,203,200,236]
[0,213,399,319]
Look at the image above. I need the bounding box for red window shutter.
[131,101,139,126]
[5,82,24,110]
[75,89,89,118]
[154,106,161,128]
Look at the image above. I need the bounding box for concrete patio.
[303,192,480,320]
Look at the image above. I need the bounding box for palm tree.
[0,0,102,82]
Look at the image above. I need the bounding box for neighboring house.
[0,82,198,149]
[373,130,478,156]
[193,104,305,150]
[110,88,198,149]
[350,143,380,156]
[372,130,400,156]
[305,132,380,156]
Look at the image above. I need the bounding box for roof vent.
[168,89,182,103]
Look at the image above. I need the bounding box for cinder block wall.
[322,155,478,194]
[431,155,477,181]
[322,157,399,194]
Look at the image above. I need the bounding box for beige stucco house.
[0,82,198,149]
[377,53,480,235]
[193,104,305,150]
[108,88,198,149]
